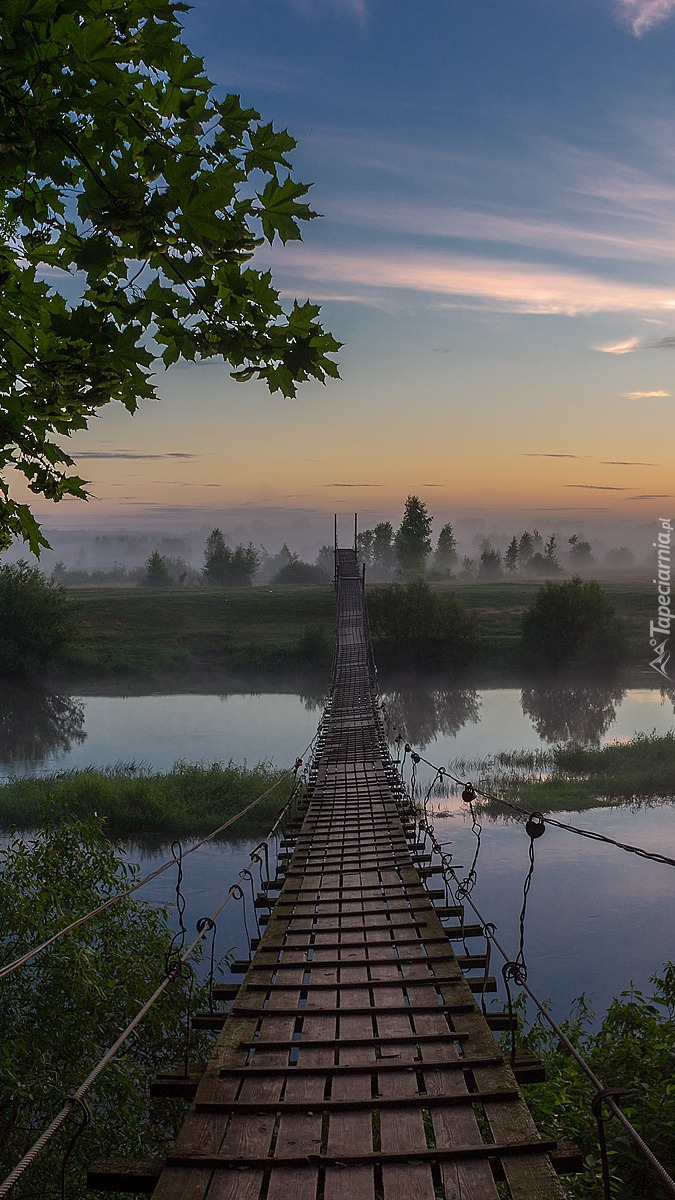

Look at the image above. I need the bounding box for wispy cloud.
[270,246,675,315]
[622,389,670,398]
[290,0,367,23]
[73,451,199,461]
[647,336,675,349]
[522,453,587,459]
[615,0,675,37]
[593,337,641,354]
[602,460,657,465]
[323,482,383,488]
[627,493,674,499]
[564,484,634,491]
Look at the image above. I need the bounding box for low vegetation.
[0,562,76,677]
[61,585,335,678]
[0,817,216,1200]
[0,761,291,836]
[461,732,675,814]
[367,579,478,667]
[520,965,675,1199]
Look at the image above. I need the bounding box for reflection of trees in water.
[381,685,481,747]
[300,685,329,714]
[0,686,86,772]
[521,682,626,745]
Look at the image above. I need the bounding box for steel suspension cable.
[0,750,319,1200]
[380,716,675,1197]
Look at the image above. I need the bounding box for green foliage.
[0,815,213,1198]
[521,577,627,671]
[367,580,477,667]
[0,561,76,676]
[144,549,172,588]
[394,496,433,578]
[0,760,288,836]
[521,967,675,1199]
[0,1,339,550]
[203,530,260,587]
[271,558,330,586]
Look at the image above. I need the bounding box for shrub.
[271,559,330,586]
[0,561,76,677]
[521,576,626,672]
[367,580,477,667]
[0,815,213,1197]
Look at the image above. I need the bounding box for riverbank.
[465,731,675,814]
[0,761,292,837]
[58,579,654,682]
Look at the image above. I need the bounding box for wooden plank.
[324,873,378,1200]
[367,881,437,1200]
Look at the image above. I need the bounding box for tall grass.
[501,731,675,813]
[0,761,291,837]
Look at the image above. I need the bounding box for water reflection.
[521,681,626,745]
[0,685,86,773]
[381,685,481,747]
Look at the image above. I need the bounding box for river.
[1,674,673,1024]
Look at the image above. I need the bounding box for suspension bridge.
[5,545,675,1199]
[109,548,572,1200]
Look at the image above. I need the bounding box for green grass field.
[58,578,653,680]
[62,585,336,677]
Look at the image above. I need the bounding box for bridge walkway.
[150,549,566,1200]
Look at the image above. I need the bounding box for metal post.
[354,512,358,552]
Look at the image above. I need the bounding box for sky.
[28,0,675,554]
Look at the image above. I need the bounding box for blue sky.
[39,0,675,554]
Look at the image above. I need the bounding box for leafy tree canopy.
[367,579,477,668]
[0,0,340,552]
[203,529,259,586]
[0,561,75,676]
[522,576,626,672]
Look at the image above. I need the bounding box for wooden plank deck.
[151,549,566,1200]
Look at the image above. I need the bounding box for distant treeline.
[357,495,637,583]
[47,497,640,589]
[53,532,335,589]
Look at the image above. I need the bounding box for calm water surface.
[2,677,673,1023]
[0,678,673,778]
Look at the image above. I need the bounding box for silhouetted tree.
[433,523,458,574]
[504,536,519,572]
[568,533,594,568]
[394,496,432,578]
[478,542,502,579]
[203,530,259,587]
[144,551,171,588]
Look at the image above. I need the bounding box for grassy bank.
[58,579,653,681]
[471,732,675,814]
[62,585,335,678]
[0,761,294,837]
[447,578,653,669]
